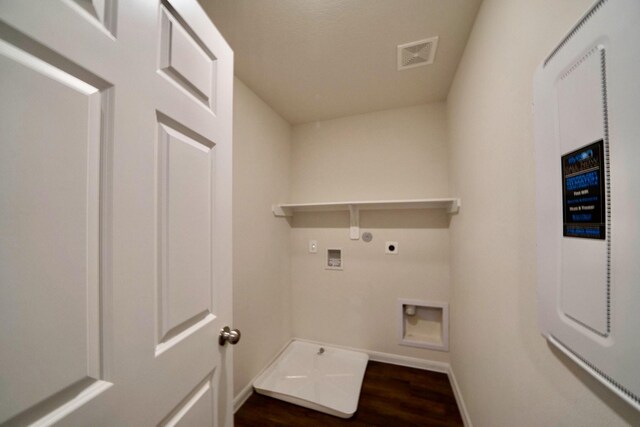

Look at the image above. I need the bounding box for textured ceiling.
[200,0,482,125]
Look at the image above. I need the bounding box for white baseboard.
[232,382,253,414]
[447,364,472,427]
[233,337,472,427]
[367,349,450,373]
[293,337,450,373]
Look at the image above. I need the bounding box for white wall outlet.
[385,241,399,254]
[309,240,318,253]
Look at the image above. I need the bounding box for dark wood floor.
[235,361,464,427]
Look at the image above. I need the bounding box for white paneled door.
[0,1,234,425]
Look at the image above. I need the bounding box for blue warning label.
[561,140,606,239]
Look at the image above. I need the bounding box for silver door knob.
[219,326,241,345]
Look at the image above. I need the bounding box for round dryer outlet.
[385,241,398,254]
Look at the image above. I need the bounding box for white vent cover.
[397,37,438,71]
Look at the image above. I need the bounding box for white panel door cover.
[534,0,640,411]
[0,0,234,425]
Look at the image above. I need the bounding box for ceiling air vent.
[397,37,439,71]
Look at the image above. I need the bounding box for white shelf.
[272,198,460,239]
[272,198,460,217]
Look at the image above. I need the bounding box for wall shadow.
[290,209,451,230]
[548,342,640,426]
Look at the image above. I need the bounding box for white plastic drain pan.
[253,340,369,418]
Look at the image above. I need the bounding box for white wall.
[232,78,292,395]
[290,104,452,362]
[291,103,450,202]
[446,1,640,426]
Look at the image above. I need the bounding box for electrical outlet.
[385,241,398,254]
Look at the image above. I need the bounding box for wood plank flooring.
[234,361,464,427]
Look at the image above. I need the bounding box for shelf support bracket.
[447,199,461,214]
[272,205,291,217]
[349,204,359,240]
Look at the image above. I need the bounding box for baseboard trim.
[233,337,472,427]
[447,364,472,427]
[293,337,450,373]
[232,382,253,414]
[367,349,450,373]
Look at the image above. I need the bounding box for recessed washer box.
[534,0,640,411]
[398,299,448,351]
[326,248,342,270]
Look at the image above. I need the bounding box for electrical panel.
[534,0,640,410]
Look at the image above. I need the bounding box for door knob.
[219,326,241,345]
